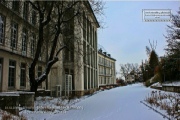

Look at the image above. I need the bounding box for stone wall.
[162,86,180,93]
[18,92,35,111]
[0,92,35,115]
[0,93,19,115]
[151,85,180,93]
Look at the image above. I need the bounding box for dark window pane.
[0,15,5,44]
[8,60,16,87]
[20,63,26,87]
[23,2,28,20]
[12,1,20,13]
[11,22,18,49]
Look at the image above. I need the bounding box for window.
[83,12,86,39]
[70,50,74,62]
[90,24,92,45]
[39,52,42,61]
[31,9,36,25]
[95,31,97,49]
[87,19,89,42]
[22,28,27,55]
[20,63,26,87]
[0,59,2,89]
[83,41,86,63]
[38,66,42,77]
[31,34,36,56]
[8,60,16,87]
[23,2,28,20]
[65,68,69,74]
[12,1,20,13]
[92,27,94,47]
[11,22,18,49]
[0,15,5,44]
[38,66,42,87]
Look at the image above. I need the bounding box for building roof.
[98,48,116,61]
[84,1,100,28]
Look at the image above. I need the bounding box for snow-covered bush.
[0,110,27,120]
[145,91,180,120]
[145,74,161,87]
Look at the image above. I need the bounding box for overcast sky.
[97,0,180,77]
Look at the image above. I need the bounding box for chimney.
[99,48,102,53]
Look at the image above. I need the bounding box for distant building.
[125,74,135,83]
[98,48,116,87]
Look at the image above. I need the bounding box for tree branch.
[56,45,67,56]
[42,2,54,26]
[37,46,67,84]
[28,1,39,11]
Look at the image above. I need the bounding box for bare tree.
[120,63,139,79]
[26,1,105,94]
[146,46,151,57]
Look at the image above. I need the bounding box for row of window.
[0,14,36,57]
[83,11,97,49]
[83,44,97,68]
[99,77,113,85]
[99,66,112,75]
[0,58,42,88]
[0,1,37,25]
[98,56,114,67]
[84,66,98,89]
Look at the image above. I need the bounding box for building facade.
[98,48,116,87]
[0,1,99,96]
[0,1,47,92]
[49,1,100,96]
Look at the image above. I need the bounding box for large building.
[98,48,116,87]
[0,1,99,96]
[49,1,100,96]
[0,1,47,92]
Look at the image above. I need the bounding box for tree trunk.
[30,81,38,93]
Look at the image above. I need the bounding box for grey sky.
[98,1,180,77]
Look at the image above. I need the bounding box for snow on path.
[47,84,165,120]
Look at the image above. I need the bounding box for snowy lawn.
[1,83,179,120]
[22,83,174,120]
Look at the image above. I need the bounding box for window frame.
[0,58,3,90]
[38,66,42,88]
[8,60,16,88]
[23,2,29,21]
[20,63,26,87]
[0,14,5,45]
[10,21,18,49]
[12,1,20,13]
[22,28,28,55]
[31,9,36,25]
[31,33,36,57]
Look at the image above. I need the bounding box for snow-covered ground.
[20,83,173,120]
